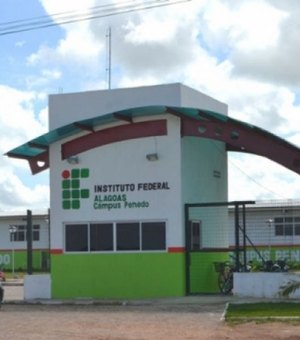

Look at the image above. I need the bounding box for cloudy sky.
[1,0,300,212]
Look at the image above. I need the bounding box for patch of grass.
[225,302,300,323]
[4,271,25,279]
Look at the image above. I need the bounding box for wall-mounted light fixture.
[67,155,79,164]
[146,153,159,161]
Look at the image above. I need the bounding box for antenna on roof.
[106,26,112,89]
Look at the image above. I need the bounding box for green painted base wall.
[189,252,229,293]
[51,253,186,299]
[0,250,49,271]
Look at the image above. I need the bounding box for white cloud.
[0,85,49,211]
[37,106,49,129]
[0,170,49,212]
[226,1,300,86]
[30,0,300,197]
[3,0,300,212]
[228,153,300,201]
[202,0,285,52]
[30,0,103,73]
[15,40,26,48]
[104,1,201,78]
[0,85,47,152]
[25,68,62,90]
[39,0,95,20]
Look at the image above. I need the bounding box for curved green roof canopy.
[6,105,300,175]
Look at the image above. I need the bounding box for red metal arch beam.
[28,151,49,174]
[61,119,167,160]
[181,113,300,175]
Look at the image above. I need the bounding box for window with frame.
[64,223,115,252]
[90,223,113,251]
[141,222,166,250]
[65,224,88,252]
[33,225,40,241]
[295,217,300,236]
[116,222,166,251]
[65,221,166,252]
[10,224,41,242]
[116,222,140,251]
[274,217,300,236]
[10,225,25,242]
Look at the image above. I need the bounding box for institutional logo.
[61,168,90,209]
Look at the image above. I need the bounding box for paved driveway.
[1,284,300,340]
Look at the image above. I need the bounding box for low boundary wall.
[234,272,300,298]
[24,274,51,300]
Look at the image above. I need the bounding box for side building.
[228,200,300,265]
[0,210,50,273]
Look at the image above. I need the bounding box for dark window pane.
[275,225,283,236]
[10,225,26,242]
[295,217,300,223]
[190,221,201,250]
[18,231,25,242]
[117,223,140,251]
[142,222,166,250]
[33,225,40,241]
[285,224,293,236]
[295,224,300,235]
[274,217,283,223]
[65,224,88,252]
[285,217,293,223]
[33,231,39,241]
[90,223,113,251]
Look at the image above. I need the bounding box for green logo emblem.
[61,168,89,209]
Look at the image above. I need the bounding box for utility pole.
[106,26,112,89]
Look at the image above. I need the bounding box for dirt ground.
[1,284,300,340]
[1,303,300,340]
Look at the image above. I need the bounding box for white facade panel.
[180,85,228,115]
[182,138,228,248]
[50,115,183,250]
[49,83,184,130]
[49,83,229,254]
[48,83,228,130]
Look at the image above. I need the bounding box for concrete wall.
[48,83,228,130]
[181,138,228,248]
[234,272,300,298]
[24,274,51,300]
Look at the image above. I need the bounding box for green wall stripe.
[189,252,229,293]
[0,250,48,271]
[51,253,185,299]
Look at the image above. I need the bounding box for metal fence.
[228,199,300,271]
